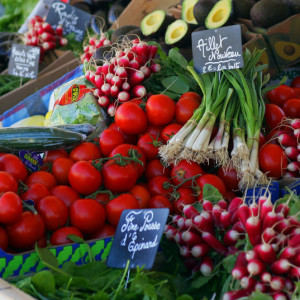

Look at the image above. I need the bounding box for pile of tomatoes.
[0,92,241,253]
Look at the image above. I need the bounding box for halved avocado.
[140,10,175,37]
[165,19,192,47]
[193,0,217,27]
[181,0,198,25]
[274,41,300,62]
[205,0,233,29]
[232,0,255,19]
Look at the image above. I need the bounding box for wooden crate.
[111,0,179,29]
[0,278,35,300]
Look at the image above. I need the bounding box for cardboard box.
[0,237,113,279]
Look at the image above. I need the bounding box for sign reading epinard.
[107,208,169,269]
[192,24,244,74]
[46,0,91,42]
[8,44,40,79]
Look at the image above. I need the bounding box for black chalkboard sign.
[8,44,40,79]
[107,208,169,269]
[46,0,92,42]
[192,25,244,74]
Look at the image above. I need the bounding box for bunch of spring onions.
[159,49,277,189]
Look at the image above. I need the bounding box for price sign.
[192,24,244,74]
[46,0,92,42]
[107,208,169,269]
[8,44,40,79]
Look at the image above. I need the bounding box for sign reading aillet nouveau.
[107,209,169,269]
[192,24,244,74]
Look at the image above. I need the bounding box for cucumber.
[0,126,86,152]
[55,123,96,136]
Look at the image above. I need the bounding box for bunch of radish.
[80,33,111,63]
[22,15,68,59]
[85,38,161,116]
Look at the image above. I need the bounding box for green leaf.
[219,275,233,297]
[191,275,212,289]
[35,246,59,269]
[202,184,223,203]
[222,253,238,274]
[176,295,194,300]
[31,270,56,296]
[168,48,188,69]
[248,291,273,300]
[161,76,189,94]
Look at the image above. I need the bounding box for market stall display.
[0,0,299,299]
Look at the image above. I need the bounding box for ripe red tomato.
[44,149,69,163]
[94,192,111,206]
[137,133,163,160]
[51,185,79,208]
[108,122,138,144]
[52,157,74,185]
[115,102,147,135]
[179,92,202,102]
[36,195,68,231]
[147,175,173,197]
[20,182,51,204]
[267,85,295,107]
[145,159,171,181]
[130,184,151,208]
[0,226,8,251]
[99,128,124,157]
[175,97,201,125]
[0,171,18,194]
[217,166,240,191]
[110,144,146,177]
[170,160,205,188]
[105,193,139,227]
[161,124,182,143]
[87,223,116,240]
[70,142,102,162]
[291,76,300,88]
[26,171,57,190]
[146,94,176,126]
[196,174,226,199]
[259,144,288,178]
[0,192,22,224]
[35,213,46,240]
[70,199,106,234]
[293,87,300,98]
[265,103,286,129]
[172,187,197,214]
[50,226,83,245]
[282,98,300,118]
[149,195,173,212]
[0,154,28,182]
[102,159,138,193]
[68,161,102,195]
[140,125,163,139]
[6,211,41,250]
[224,190,237,203]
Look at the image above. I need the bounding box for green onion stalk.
[159,70,230,165]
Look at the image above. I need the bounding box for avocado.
[232,0,255,19]
[205,0,233,29]
[274,41,300,62]
[111,25,139,43]
[140,10,175,38]
[181,0,198,25]
[126,28,145,41]
[284,0,300,14]
[250,0,291,28]
[193,0,217,27]
[165,19,192,47]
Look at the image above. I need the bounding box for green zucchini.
[0,126,86,152]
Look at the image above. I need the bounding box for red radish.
[88,45,95,53]
[228,197,243,222]
[232,266,248,280]
[106,73,114,84]
[118,56,130,67]
[220,211,231,229]
[218,200,228,210]
[278,133,297,147]
[179,245,191,257]
[30,36,38,46]
[136,42,149,65]
[129,70,144,85]
[164,225,177,240]
[270,276,285,291]
[107,103,117,116]
[122,82,130,91]
[111,75,122,87]
[101,83,111,96]
[260,197,273,221]
[291,118,300,129]
[294,128,300,139]
[84,45,89,53]
[98,96,110,108]
[150,63,161,73]
[115,67,127,79]
[285,147,298,160]
[89,71,95,85]
[42,22,55,34]
[212,205,222,225]
[199,256,213,276]
[131,85,146,98]
[263,211,278,230]
[140,66,151,79]
[184,218,193,229]
[237,204,250,229]
[284,278,294,291]
[280,246,296,259]
[246,250,259,261]
[128,59,140,73]
[247,258,266,275]
[177,217,190,231]
[117,91,130,103]
[40,32,56,42]
[95,66,102,75]
[275,203,290,217]
[271,258,291,274]
[256,243,277,263]
[42,41,56,50]
[298,153,300,163]
[110,86,119,98]
[102,62,112,75]
[172,215,182,226]
[59,37,68,47]
[249,203,259,217]
[246,216,261,246]
[93,88,102,98]
[290,266,300,279]
[261,271,271,283]
[202,232,228,256]
[254,282,268,293]
[193,215,213,234]
[285,170,298,177]
[223,229,240,246]
[240,276,256,289]
[275,219,291,235]
[89,37,96,46]
[273,292,288,300]
[293,253,300,266]
[287,161,300,172]
[191,244,210,258]
[234,252,247,267]
[183,205,199,219]
[147,45,158,60]
[94,75,104,89]
[232,221,245,234]
[202,200,213,212]
[222,290,250,300]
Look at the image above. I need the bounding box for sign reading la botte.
[192,24,244,74]
[46,0,92,42]
[107,208,169,269]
